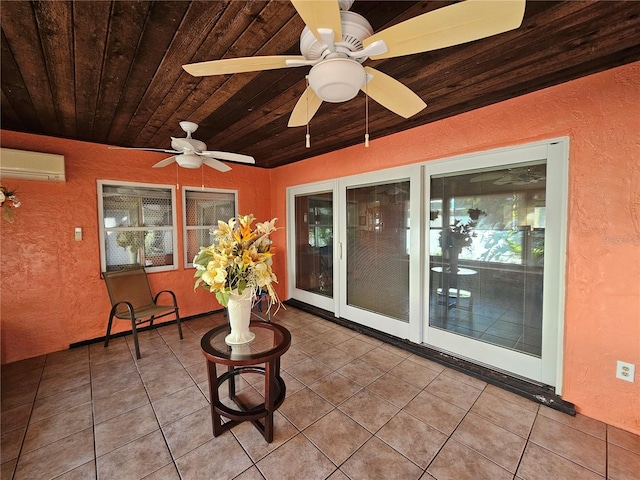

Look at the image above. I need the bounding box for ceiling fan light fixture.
[175,153,202,169]
[308,58,366,103]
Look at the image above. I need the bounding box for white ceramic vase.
[225,288,255,345]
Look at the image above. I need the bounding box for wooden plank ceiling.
[2,1,639,169]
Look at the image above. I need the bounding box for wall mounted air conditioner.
[0,148,66,182]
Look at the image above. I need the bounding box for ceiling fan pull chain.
[364,83,370,147]
[305,76,311,148]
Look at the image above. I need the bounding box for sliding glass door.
[429,164,546,356]
[425,141,568,386]
[287,166,420,340]
[338,167,421,340]
[287,139,567,387]
[287,182,336,312]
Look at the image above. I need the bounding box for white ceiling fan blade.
[288,86,323,127]
[286,58,322,68]
[493,176,515,185]
[202,158,232,173]
[152,156,177,168]
[291,0,342,42]
[199,151,255,164]
[183,55,306,77]
[364,0,526,60]
[470,172,506,182]
[109,146,178,154]
[362,66,426,118]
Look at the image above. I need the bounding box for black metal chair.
[102,266,182,359]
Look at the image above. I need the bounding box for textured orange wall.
[1,61,638,434]
[271,61,640,434]
[0,134,271,363]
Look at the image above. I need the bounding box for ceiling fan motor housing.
[302,11,372,103]
[300,11,374,62]
[170,137,207,152]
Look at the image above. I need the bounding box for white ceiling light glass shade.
[308,58,366,103]
[175,153,202,169]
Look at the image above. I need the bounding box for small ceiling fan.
[183,0,526,127]
[112,121,255,172]
[470,166,546,185]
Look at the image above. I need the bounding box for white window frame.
[97,180,178,273]
[182,186,237,268]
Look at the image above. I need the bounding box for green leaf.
[216,290,230,307]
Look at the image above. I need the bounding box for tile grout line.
[8,360,45,480]
[137,330,184,479]
[5,310,636,479]
[420,380,488,477]
[88,346,99,480]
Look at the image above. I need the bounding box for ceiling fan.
[470,166,546,185]
[112,121,255,172]
[183,0,526,127]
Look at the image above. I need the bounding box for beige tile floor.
[2,307,639,480]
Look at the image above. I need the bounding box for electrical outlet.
[616,361,635,382]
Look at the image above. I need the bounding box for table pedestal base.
[207,362,286,442]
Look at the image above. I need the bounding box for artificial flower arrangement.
[115,226,145,250]
[439,218,477,254]
[0,185,21,222]
[193,214,280,310]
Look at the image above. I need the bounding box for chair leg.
[130,317,141,360]
[104,312,115,348]
[176,310,183,340]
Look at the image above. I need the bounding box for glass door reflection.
[429,164,546,357]
[294,193,333,298]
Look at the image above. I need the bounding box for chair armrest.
[111,301,135,319]
[154,289,178,307]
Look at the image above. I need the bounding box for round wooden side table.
[200,320,291,442]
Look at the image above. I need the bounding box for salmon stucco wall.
[271,61,640,434]
[0,133,272,364]
[1,61,638,435]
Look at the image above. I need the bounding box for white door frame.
[422,138,569,390]
[286,180,339,314]
[336,165,422,341]
[285,138,568,391]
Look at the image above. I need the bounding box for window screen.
[99,182,177,272]
[183,188,236,267]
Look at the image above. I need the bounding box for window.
[98,181,177,272]
[183,187,236,267]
